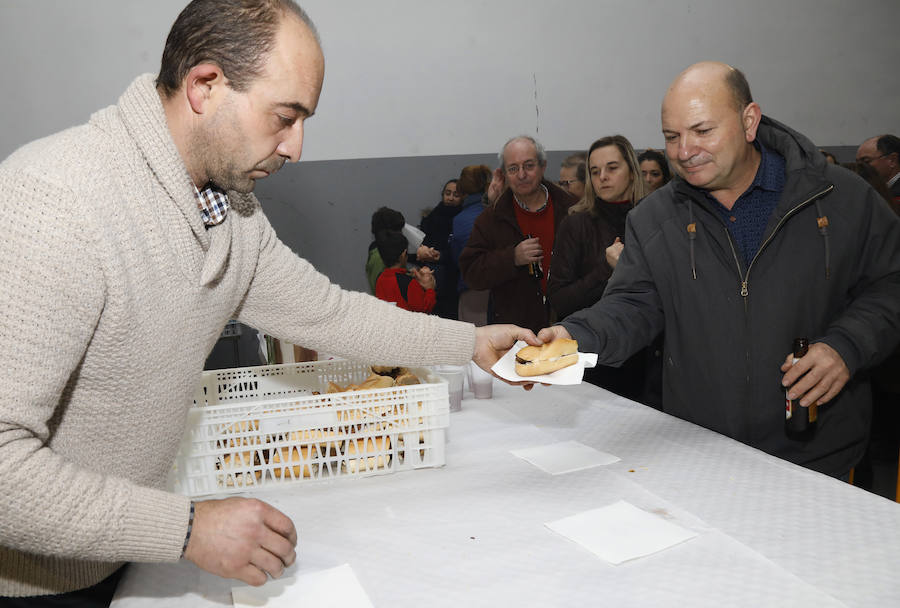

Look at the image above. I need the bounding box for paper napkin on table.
[545,500,698,565]
[491,340,597,385]
[232,564,374,608]
[511,440,620,474]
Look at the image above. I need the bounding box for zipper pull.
[740,281,748,297]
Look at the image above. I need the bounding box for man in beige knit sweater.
[0,1,537,605]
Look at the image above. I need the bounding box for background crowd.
[368,128,900,492]
[370,134,899,390]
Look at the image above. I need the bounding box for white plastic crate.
[171,360,449,497]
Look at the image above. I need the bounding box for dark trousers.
[0,567,125,608]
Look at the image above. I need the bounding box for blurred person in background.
[459,135,577,333]
[374,230,436,313]
[420,178,463,318]
[857,134,900,202]
[638,148,671,193]
[366,206,439,294]
[451,165,493,326]
[558,152,587,201]
[549,135,659,406]
[841,161,897,213]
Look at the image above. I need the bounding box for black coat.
[562,116,900,476]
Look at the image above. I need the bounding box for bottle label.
[785,356,799,420]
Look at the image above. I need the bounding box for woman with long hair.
[638,148,671,193]
[549,135,645,319]
[549,135,659,406]
[450,165,494,325]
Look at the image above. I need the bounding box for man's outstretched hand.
[537,325,573,344]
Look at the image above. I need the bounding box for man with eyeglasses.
[558,153,587,201]
[856,134,900,202]
[458,136,577,333]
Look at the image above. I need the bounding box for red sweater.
[375,267,436,313]
[513,197,556,294]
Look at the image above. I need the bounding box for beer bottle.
[525,234,543,280]
[785,337,817,441]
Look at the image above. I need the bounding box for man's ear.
[742,102,762,143]
[184,63,227,115]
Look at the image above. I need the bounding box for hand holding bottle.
[780,341,850,407]
[514,236,542,268]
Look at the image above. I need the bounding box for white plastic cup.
[434,365,465,412]
[468,361,493,399]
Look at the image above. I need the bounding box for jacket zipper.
[730,184,834,299]
[713,183,833,443]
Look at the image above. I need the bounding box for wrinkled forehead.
[504,140,538,163]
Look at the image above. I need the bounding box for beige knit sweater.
[0,74,475,597]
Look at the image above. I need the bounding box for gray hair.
[498,135,547,170]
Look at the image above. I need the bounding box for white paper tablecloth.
[112,382,900,607]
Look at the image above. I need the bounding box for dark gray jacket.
[562,116,900,476]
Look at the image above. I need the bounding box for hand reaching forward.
[780,342,850,407]
[184,497,298,586]
[537,325,573,344]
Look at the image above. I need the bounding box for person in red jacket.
[375,230,436,313]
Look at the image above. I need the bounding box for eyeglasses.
[506,160,539,176]
[558,179,580,187]
[858,153,888,165]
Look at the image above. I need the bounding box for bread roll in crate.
[170,359,450,497]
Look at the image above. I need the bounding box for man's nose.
[677,136,696,161]
[277,121,304,163]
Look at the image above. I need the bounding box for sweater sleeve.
[237,216,475,367]
[0,170,190,563]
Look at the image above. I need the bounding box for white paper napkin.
[492,340,597,385]
[545,500,698,565]
[232,564,374,608]
[402,223,425,251]
[511,440,620,474]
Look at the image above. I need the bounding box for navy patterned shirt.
[708,141,785,270]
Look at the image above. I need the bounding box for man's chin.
[213,179,256,195]
[677,168,712,189]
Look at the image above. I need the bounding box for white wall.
[1,0,897,162]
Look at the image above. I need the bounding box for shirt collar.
[751,140,783,193]
[514,183,549,212]
[194,183,229,227]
